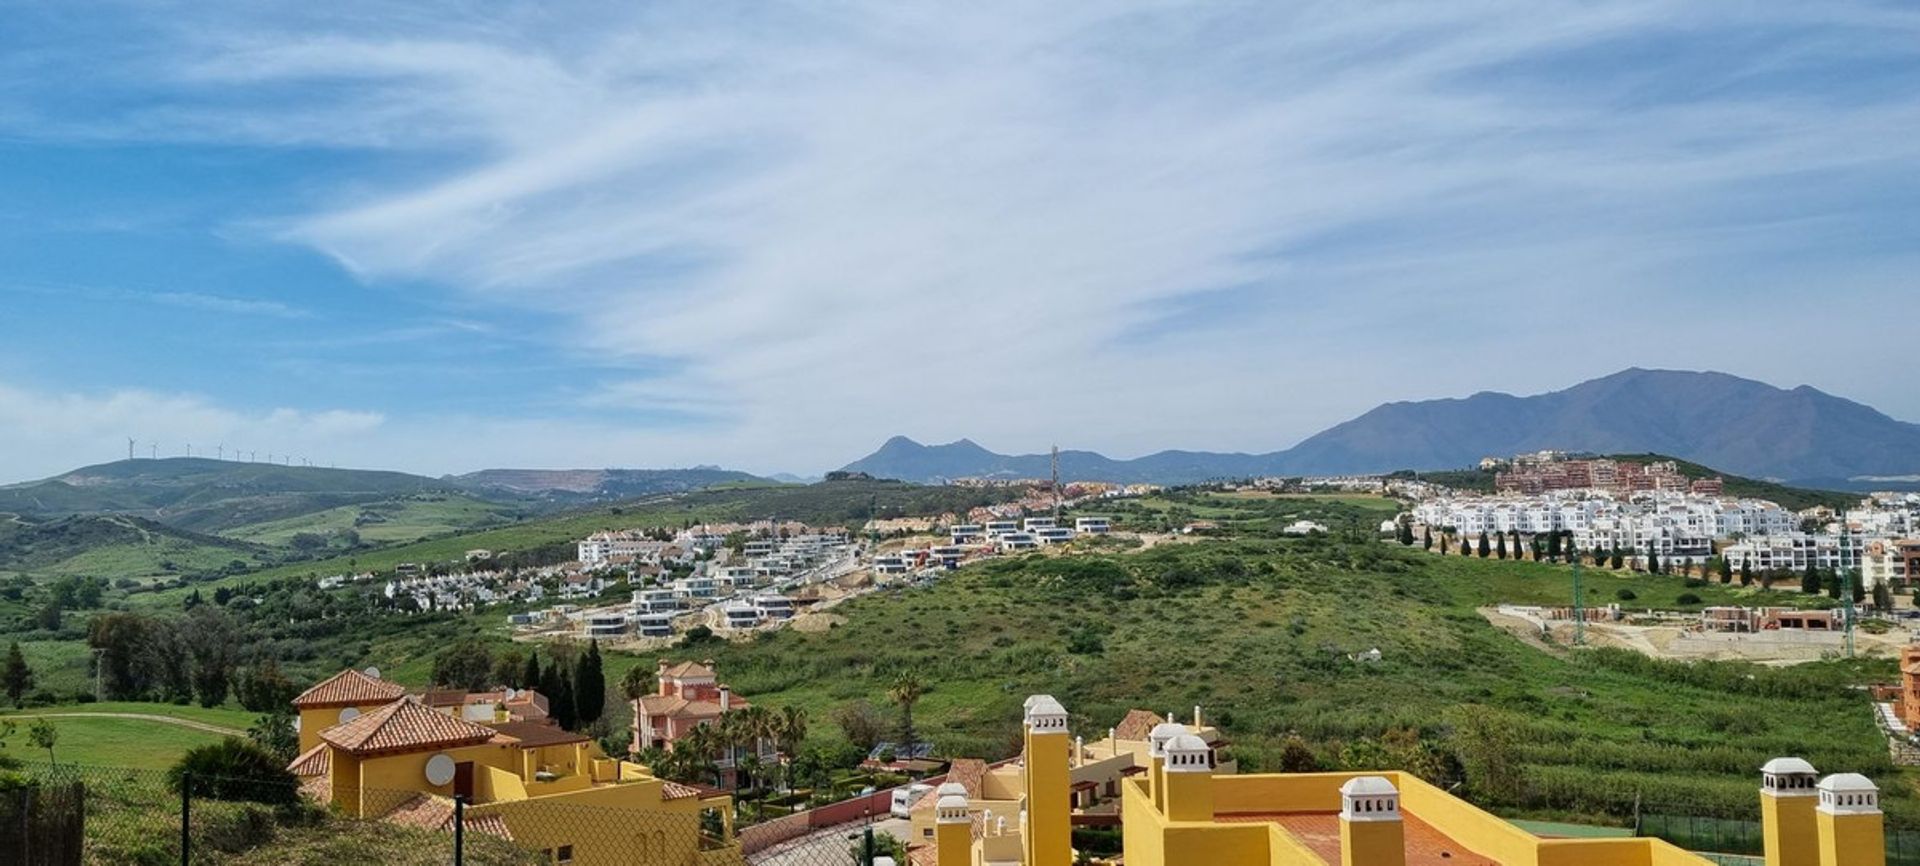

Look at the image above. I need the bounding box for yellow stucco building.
[288,668,742,866]
[931,695,1890,866]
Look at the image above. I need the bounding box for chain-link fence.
[0,762,910,866]
[1637,800,1920,865]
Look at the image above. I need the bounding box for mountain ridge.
[840,369,1920,488]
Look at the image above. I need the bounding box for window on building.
[555,844,575,864]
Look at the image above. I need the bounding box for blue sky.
[2,1,1918,482]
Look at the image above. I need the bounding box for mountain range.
[839,369,1920,489]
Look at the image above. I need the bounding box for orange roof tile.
[1114,709,1165,741]
[288,743,330,777]
[293,669,407,709]
[319,698,500,756]
[384,794,456,831]
[662,780,704,800]
[659,660,717,679]
[486,721,589,748]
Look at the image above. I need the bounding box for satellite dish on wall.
[502,687,516,700]
[363,666,382,680]
[338,707,361,723]
[424,753,457,787]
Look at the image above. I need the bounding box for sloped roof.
[287,743,330,777]
[636,694,744,719]
[319,698,500,756]
[662,780,705,800]
[659,660,716,679]
[486,721,589,748]
[1114,709,1165,741]
[293,669,407,709]
[913,758,989,812]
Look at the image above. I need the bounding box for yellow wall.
[1816,810,1885,866]
[1340,818,1404,866]
[1023,728,1072,866]
[1762,795,1819,866]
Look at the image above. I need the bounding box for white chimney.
[720,685,732,711]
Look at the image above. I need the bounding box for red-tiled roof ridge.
[292,669,407,709]
[1114,709,1165,741]
[287,743,330,777]
[319,698,499,755]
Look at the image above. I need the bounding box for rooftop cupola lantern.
[937,793,972,824]
[1339,776,1402,823]
[1024,695,1069,733]
[1163,734,1214,774]
[1817,773,1881,815]
[1147,722,1189,759]
[1761,757,1820,797]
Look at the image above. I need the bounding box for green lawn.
[0,715,231,769]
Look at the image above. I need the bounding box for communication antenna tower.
[149,442,157,459]
[1842,523,1855,658]
[1570,539,1584,646]
[1051,444,1061,522]
[186,443,192,458]
[216,443,224,461]
[127,437,135,460]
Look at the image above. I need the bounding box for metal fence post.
[453,794,465,866]
[863,825,875,866]
[180,770,191,866]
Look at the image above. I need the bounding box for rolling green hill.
[0,514,266,581]
[0,458,483,532]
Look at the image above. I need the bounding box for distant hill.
[0,513,266,578]
[445,467,768,500]
[841,369,1920,488]
[1404,453,1857,511]
[0,459,481,533]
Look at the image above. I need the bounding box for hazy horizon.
[4,3,1918,482]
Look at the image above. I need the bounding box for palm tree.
[775,705,809,758]
[677,724,722,787]
[887,671,927,749]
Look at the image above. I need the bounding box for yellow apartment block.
[931,695,1890,866]
[288,668,742,866]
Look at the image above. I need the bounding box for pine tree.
[574,640,606,726]
[1397,519,1415,546]
[2,642,33,708]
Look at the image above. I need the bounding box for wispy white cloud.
[149,291,310,319]
[4,1,1919,474]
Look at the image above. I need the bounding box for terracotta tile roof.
[1114,709,1165,741]
[420,689,468,708]
[319,698,500,756]
[287,743,330,777]
[293,669,407,709]
[662,780,704,800]
[384,794,456,831]
[466,813,515,840]
[486,721,590,748]
[636,694,738,719]
[659,660,716,679]
[913,758,989,812]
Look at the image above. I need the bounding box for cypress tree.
[1546,532,1563,562]
[574,640,606,726]
[1422,527,1432,551]
[1717,556,1733,584]
[1610,549,1624,570]
[1739,557,1753,587]
[521,649,541,690]
[1477,532,1490,558]
[1802,563,1821,595]
[1495,533,1508,560]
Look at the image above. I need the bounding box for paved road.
[2,712,245,736]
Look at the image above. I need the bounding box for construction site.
[1483,602,1918,665]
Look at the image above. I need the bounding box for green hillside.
[221,494,523,545]
[647,527,1892,824]
[0,458,483,532]
[0,514,266,582]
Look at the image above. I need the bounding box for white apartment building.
[1074,516,1112,534]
